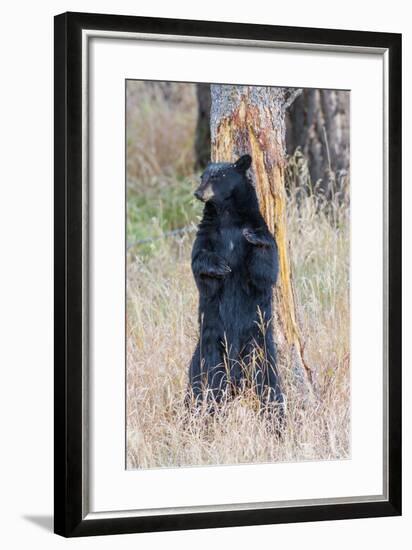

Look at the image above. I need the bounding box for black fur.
[189,154,284,412]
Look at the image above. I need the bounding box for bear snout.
[194,188,203,201]
[194,184,214,202]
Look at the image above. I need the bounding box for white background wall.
[0,0,409,547]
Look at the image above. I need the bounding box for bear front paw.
[243,228,271,248]
[200,254,231,279]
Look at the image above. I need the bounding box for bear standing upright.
[189,154,284,412]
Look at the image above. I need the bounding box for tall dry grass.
[126,81,350,469]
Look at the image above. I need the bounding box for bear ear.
[234,154,252,172]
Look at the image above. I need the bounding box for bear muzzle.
[194,184,214,202]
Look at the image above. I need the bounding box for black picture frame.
[54,11,402,537]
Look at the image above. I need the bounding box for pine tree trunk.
[210,85,313,394]
[194,83,212,169]
[286,89,350,198]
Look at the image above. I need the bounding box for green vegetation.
[127,175,202,247]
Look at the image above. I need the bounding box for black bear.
[189,154,284,413]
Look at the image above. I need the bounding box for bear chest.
[217,226,246,270]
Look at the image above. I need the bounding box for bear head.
[194,154,252,205]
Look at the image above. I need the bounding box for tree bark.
[210,85,313,394]
[286,89,350,197]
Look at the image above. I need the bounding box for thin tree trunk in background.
[286,89,350,197]
[194,84,212,169]
[210,85,313,395]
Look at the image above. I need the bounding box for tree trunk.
[210,85,313,395]
[194,83,212,169]
[286,89,350,198]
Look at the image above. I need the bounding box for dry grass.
[126,192,350,469]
